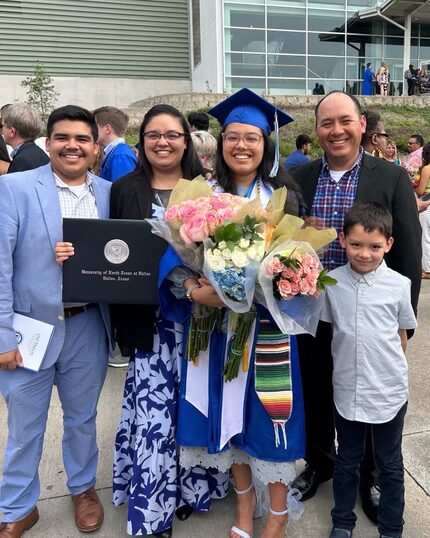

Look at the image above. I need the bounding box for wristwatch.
[185,283,200,302]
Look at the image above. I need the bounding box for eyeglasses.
[143,131,186,142]
[222,132,263,148]
[374,132,389,138]
[408,140,418,145]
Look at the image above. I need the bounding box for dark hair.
[296,133,311,150]
[410,134,424,147]
[214,126,303,213]
[343,202,393,240]
[361,110,381,146]
[135,104,203,180]
[366,62,371,67]
[188,111,210,131]
[47,105,98,141]
[422,142,430,167]
[315,91,362,121]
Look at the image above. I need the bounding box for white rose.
[246,245,258,259]
[218,241,227,250]
[207,250,226,271]
[212,248,222,257]
[231,249,249,268]
[222,248,232,260]
[239,238,250,249]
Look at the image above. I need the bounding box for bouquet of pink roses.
[256,214,337,336]
[269,249,334,301]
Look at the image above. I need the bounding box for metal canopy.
[360,0,430,24]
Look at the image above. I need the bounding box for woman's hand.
[55,241,74,265]
[192,282,226,308]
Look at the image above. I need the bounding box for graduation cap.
[208,88,294,177]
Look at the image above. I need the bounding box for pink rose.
[179,223,194,244]
[177,202,197,222]
[291,272,301,283]
[165,204,179,221]
[270,258,286,274]
[299,279,311,294]
[290,282,300,295]
[218,207,235,221]
[278,279,292,299]
[282,268,296,279]
[206,210,220,234]
[209,197,225,210]
[184,214,209,242]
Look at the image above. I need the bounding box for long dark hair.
[214,127,303,208]
[135,104,204,181]
[422,142,430,167]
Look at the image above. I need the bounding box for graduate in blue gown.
[160,89,306,538]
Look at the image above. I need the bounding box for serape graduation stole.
[255,320,292,449]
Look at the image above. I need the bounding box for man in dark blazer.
[2,103,50,173]
[290,91,421,523]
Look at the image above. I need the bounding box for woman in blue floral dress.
[110,104,229,537]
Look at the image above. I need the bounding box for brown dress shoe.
[0,507,39,537]
[72,487,104,532]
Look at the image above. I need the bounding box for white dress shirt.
[320,260,417,424]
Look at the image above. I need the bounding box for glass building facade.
[223,0,430,95]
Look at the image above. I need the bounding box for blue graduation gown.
[159,246,306,463]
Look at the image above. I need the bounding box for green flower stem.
[223,307,257,382]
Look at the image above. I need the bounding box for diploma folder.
[62,218,167,304]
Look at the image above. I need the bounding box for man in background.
[188,111,210,132]
[2,103,50,173]
[402,133,424,172]
[361,110,389,158]
[94,106,137,182]
[284,134,311,170]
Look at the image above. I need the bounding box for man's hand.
[55,241,74,264]
[0,349,23,370]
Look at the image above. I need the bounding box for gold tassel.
[192,356,199,366]
[242,342,248,372]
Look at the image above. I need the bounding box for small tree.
[21,62,59,122]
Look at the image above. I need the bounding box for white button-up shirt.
[320,260,417,424]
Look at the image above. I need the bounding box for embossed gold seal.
[104,239,130,265]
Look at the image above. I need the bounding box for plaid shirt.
[311,148,363,270]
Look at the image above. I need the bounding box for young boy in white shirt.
[320,202,417,538]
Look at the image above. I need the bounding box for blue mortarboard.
[208,88,294,177]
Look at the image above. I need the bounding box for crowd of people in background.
[362,61,430,96]
[0,90,429,538]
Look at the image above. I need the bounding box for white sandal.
[230,483,263,538]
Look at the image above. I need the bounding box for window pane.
[308,0,345,7]
[268,30,306,55]
[308,9,345,33]
[225,5,265,28]
[419,24,430,38]
[309,33,345,56]
[225,28,265,53]
[226,52,265,77]
[308,56,345,79]
[268,0,306,6]
[226,77,265,94]
[308,79,345,93]
[267,7,305,31]
[346,58,367,80]
[384,37,404,59]
[347,0,376,7]
[268,55,306,77]
[420,39,430,59]
[269,78,306,95]
[347,35,382,58]
[225,0,263,4]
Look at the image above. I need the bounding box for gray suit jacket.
[290,153,422,312]
[0,163,113,368]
